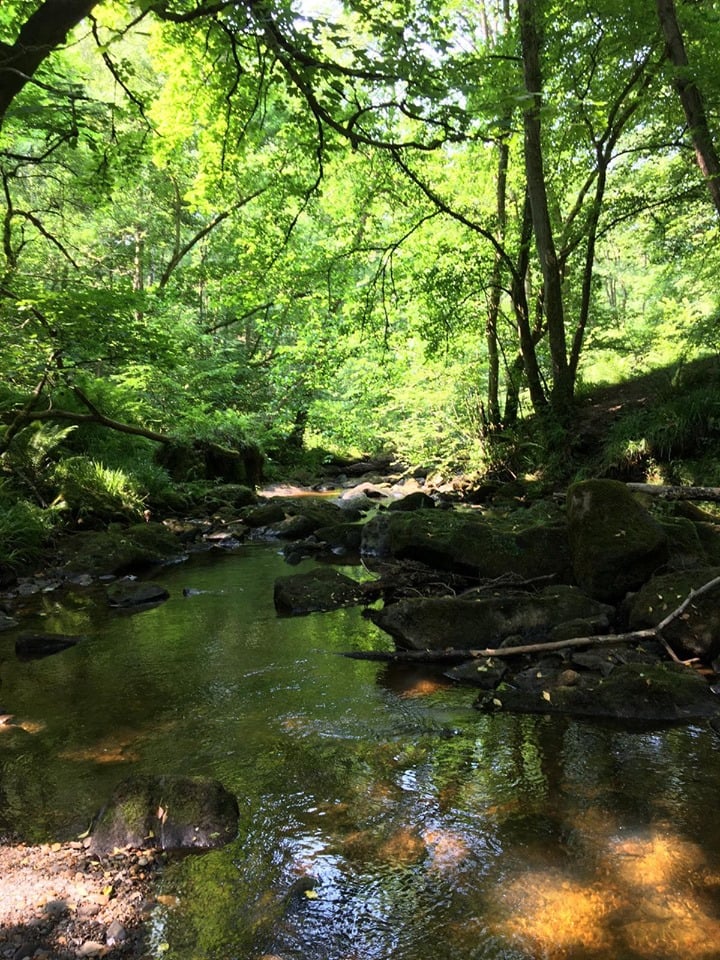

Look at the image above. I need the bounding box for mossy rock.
[274,567,363,615]
[627,566,720,662]
[368,585,614,651]
[199,484,258,513]
[476,662,720,723]
[241,498,346,532]
[57,522,182,576]
[90,775,239,854]
[567,479,668,602]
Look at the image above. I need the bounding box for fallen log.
[627,483,720,502]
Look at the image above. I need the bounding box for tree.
[0,0,99,127]
[656,0,720,217]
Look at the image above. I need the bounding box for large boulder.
[566,479,668,602]
[367,585,614,651]
[626,566,720,662]
[243,498,355,538]
[56,522,183,577]
[360,510,571,581]
[90,775,239,854]
[274,567,364,615]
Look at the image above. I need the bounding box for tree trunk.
[656,0,720,217]
[510,190,547,413]
[516,0,572,414]
[485,134,510,429]
[0,0,99,127]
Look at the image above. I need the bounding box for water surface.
[2,544,720,959]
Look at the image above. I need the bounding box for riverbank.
[0,841,164,960]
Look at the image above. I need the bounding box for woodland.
[2,0,720,572]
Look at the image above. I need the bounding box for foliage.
[0,483,56,573]
[52,457,146,523]
[0,0,720,512]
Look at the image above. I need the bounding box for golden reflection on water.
[490,824,720,959]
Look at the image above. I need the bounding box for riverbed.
[2,543,720,959]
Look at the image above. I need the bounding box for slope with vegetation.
[1,0,720,575]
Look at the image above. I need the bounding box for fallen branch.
[627,483,720,502]
[342,630,655,663]
[344,575,720,665]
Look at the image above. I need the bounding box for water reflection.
[2,545,720,958]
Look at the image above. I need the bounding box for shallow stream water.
[2,543,720,959]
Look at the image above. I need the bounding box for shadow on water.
[3,543,720,958]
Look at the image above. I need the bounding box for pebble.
[77,941,105,957]
[105,920,126,944]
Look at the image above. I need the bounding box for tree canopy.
[1,0,719,515]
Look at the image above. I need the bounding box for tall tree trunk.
[516,0,572,414]
[485,134,510,429]
[0,0,98,128]
[657,0,720,217]
[510,189,547,413]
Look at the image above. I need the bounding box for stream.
[2,542,720,959]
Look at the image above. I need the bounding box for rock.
[243,498,350,538]
[0,612,19,632]
[14,633,83,660]
[387,492,436,511]
[268,514,319,540]
[78,941,105,957]
[476,661,720,723]
[367,585,614,651]
[198,484,258,511]
[443,658,508,688]
[567,479,668,602]
[57,522,182,577]
[106,581,170,608]
[274,568,364,615]
[89,774,239,854]
[626,566,720,662]
[105,920,127,945]
[313,523,363,555]
[360,510,571,581]
[660,516,709,570]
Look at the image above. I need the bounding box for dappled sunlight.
[376,826,426,865]
[500,869,618,955]
[422,827,472,873]
[0,717,45,735]
[58,727,146,763]
[610,831,706,888]
[490,823,720,959]
[397,676,451,698]
[341,825,426,866]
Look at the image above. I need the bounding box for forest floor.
[0,839,165,960]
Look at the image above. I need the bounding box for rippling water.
[2,543,720,959]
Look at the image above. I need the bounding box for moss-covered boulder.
[274,567,364,615]
[56,522,183,577]
[90,775,239,854]
[627,566,720,662]
[567,479,668,602]
[360,510,571,581]
[242,498,353,537]
[367,585,613,651]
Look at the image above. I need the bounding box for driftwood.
[344,575,720,665]
[627,483,720,502]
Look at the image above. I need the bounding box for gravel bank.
[0,841,165,960]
